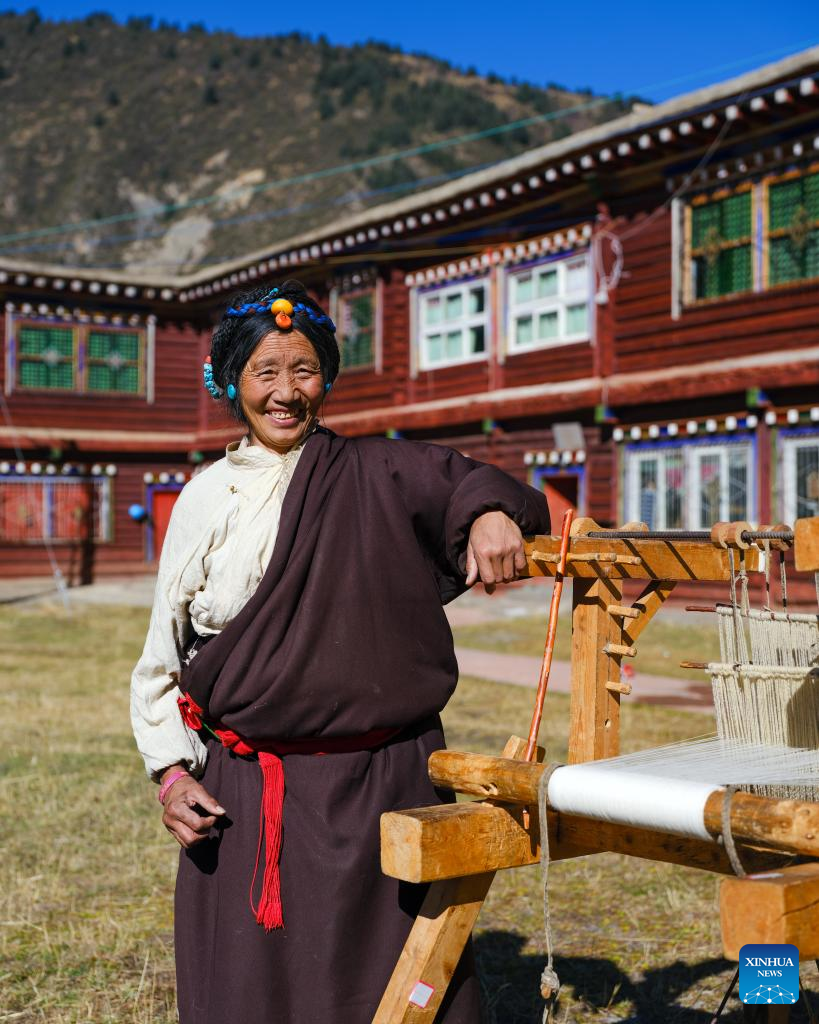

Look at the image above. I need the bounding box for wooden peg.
[607,604,640,619]
[769,522,793,552]
[569,516,602,537]
[710,520,751,549]
[605,679,632,695]
[604,642,636,657]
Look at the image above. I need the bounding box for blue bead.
[226,383,237,400]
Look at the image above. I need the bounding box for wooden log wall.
[608,210,819,387]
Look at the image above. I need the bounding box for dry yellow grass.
[1,601,816,1023]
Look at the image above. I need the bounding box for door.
[542,475,578,528]
[151,489,182,561]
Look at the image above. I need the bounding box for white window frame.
[505,252,591,354]
[624,439,755,530]
[781,430,819,524]
[416,277,490,371]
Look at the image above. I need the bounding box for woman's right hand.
[161,770,226,849]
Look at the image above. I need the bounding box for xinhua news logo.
[739,944,799,1005]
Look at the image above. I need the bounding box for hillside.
[0,11,645,275]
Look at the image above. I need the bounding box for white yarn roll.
[547,765,718,841]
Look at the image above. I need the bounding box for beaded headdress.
[225,287,336,332]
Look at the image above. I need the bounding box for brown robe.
[175,429,550,1023]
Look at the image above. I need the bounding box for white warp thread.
[717,606,819,668]
[547,764,716,841]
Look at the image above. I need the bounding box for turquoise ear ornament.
[226,383,237,400]
[203,357,223,399]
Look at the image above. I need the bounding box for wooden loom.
[374,516,819,1024]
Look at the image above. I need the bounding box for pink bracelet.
[158,769,190,805]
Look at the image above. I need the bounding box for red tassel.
[250,752,285,930]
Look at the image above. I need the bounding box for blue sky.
[4,0,819,101]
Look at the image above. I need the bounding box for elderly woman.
[131,280,550,1024]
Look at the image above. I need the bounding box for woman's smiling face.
[239,330,326,454]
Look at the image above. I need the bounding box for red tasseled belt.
[178,692,399,931]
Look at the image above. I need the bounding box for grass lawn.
[1,602,816,1023]
[452,611,721,682]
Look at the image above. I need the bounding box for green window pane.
[691,192,751,247]
[444,293,463,321]
[691,202,721,248]
[444,330,462,359]
[19,359,74,389]
[694,245,752,299]
[87,330,140,361]
[469,325,485,353]
[341,333,373,369]
[18,326,74,356]
[347,295,373,331]
[425,297,442,325]
[538,310,559,339]
[804,173,819,219]
[426,333,442,363]
[769,180,803,231]
[340,294,374,369]
[721,191,751,240]
[537,269,558,298]
[515,316,533,346]
[769,229,819,285]
[87,364,140,393]
[514,273,533,303]
[468,287,485,315]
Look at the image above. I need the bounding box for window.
[338,292,375,370]
[686,187,753,301]
[0,476,112,543]
[86,330,143,393]
[625,440,754,529]
[11,317,147,396]
[506,253,591,351]
[17,325,77,390]
[682,166,819,306]
[418,279,489,370]
[781,432,819,524]
[766,169,819,287]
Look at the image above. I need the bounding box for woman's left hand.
[465,511,527,593]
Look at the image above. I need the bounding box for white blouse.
[130,436,304,780]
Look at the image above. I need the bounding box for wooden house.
[2,47,819,598]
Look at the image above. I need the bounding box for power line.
[0,161,496,259]
[0,36,814,252]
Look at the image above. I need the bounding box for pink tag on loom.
[409,981,435,1008]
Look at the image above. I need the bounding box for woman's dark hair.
[209,279,340,424]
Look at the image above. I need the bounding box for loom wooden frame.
[374,517,819,1024]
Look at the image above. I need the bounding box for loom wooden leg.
[375,736,536,1021]
[372,871,494,1023]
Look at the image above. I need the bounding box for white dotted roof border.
[4,300,147,327]
[611,407,819,442]
[403,224,593,288]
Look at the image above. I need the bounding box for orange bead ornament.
[270,298,293,315]
[275,312,292,329]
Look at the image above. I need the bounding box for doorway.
[146,486,183,561]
